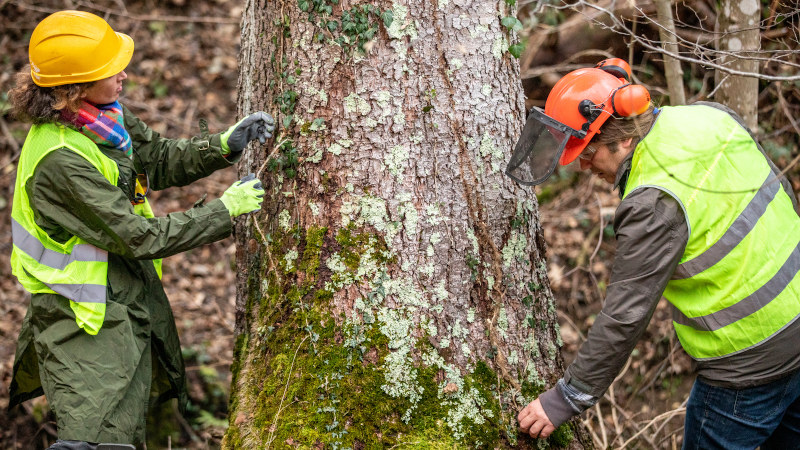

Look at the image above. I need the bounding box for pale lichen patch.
[359,195,390,232]
[502,231,528,269]
[387,3,418,40]
[497,307,508,339]
[377,307,423,422]
[385,145,409,179]
[278,209,292,231]
[420,261,435,278]
[443,387,493,440]
[393,112,406,130]
[384,277,428,308]
[328,143,343,155]
[397,195,419,238]
[433,280,449,302]
[284,249,298,271]
[508,350,519,366]
[491,36,508,59]
[307,142,324,163]
[375,90,392,108]
[469,24,490,39]
[308,200,320,217]
[344,92,372,115]
[466,227,479,254]
[425,203,444,226]
[526,360,545,389]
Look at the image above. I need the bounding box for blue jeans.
[683,369,800,449]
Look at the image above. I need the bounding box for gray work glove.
[220,112,276,156]
[219,173,264,217]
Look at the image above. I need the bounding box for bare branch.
[9,0,241,24]
[544,0,800,81]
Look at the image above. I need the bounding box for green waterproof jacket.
[8,105,235,443]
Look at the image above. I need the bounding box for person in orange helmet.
[511,59,800,448]
[7,10,274,449]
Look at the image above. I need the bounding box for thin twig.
[265,335,309,449]
[619,406,687,449]
[0,114,21,154]
[9,0,241,23]
[256,134,291,179]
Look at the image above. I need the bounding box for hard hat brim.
[101,31,134,81]
[31,31,134,87]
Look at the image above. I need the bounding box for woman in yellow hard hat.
[8,10,274,449]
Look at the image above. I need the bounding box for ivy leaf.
[501,16,523,32]
[282,115,293,129]
[310,118,326,131]
[327,20,339,31]
[381,10,393,28]
[508,43,524,58]
[298,0,310,12]
[505,0,516,5]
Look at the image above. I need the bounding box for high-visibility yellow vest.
[623,104,800,360]
[11,122,160,335]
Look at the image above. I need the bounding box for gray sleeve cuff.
[538,383,578,428]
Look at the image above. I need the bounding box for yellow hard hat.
[28,10,134,87]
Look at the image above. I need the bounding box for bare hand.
[518,398,556,439]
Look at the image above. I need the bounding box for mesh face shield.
[506,107,587,186]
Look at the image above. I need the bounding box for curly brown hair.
[8,68,94,124]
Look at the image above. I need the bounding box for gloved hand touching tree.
[220,173,264,217]
[220,111,276,157]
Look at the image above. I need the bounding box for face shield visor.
[506,107,587,186]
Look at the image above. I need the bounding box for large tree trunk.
[224,0,589,448]
[714,0,760,129]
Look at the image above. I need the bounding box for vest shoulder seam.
[624,184,691,239]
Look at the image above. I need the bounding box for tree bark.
[714,0,760,129]
[654,0,686,105]
[224,0,590,448]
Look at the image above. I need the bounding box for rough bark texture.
[224,0,590,448]
[654,0,686,105]
[714,0,760,129]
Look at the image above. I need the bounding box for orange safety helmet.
[506,58,651,186]
[28,10,134,87]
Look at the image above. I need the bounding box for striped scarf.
[62,101,132,157]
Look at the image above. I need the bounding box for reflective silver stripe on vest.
[672,173,780,280]
[45,282,106,303]
[12,218,107,269]
[673,240,800,331]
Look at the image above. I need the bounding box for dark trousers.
[683,369,800,449]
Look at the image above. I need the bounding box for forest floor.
[1,1,795,449]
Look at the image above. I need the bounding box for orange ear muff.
[596,58,632,81]
[611,84,651,117]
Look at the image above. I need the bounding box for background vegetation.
[0,0,797,448]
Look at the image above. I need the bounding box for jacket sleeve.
[538,187,688,427]
[28,149,233,260]
[122,105,239,191]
